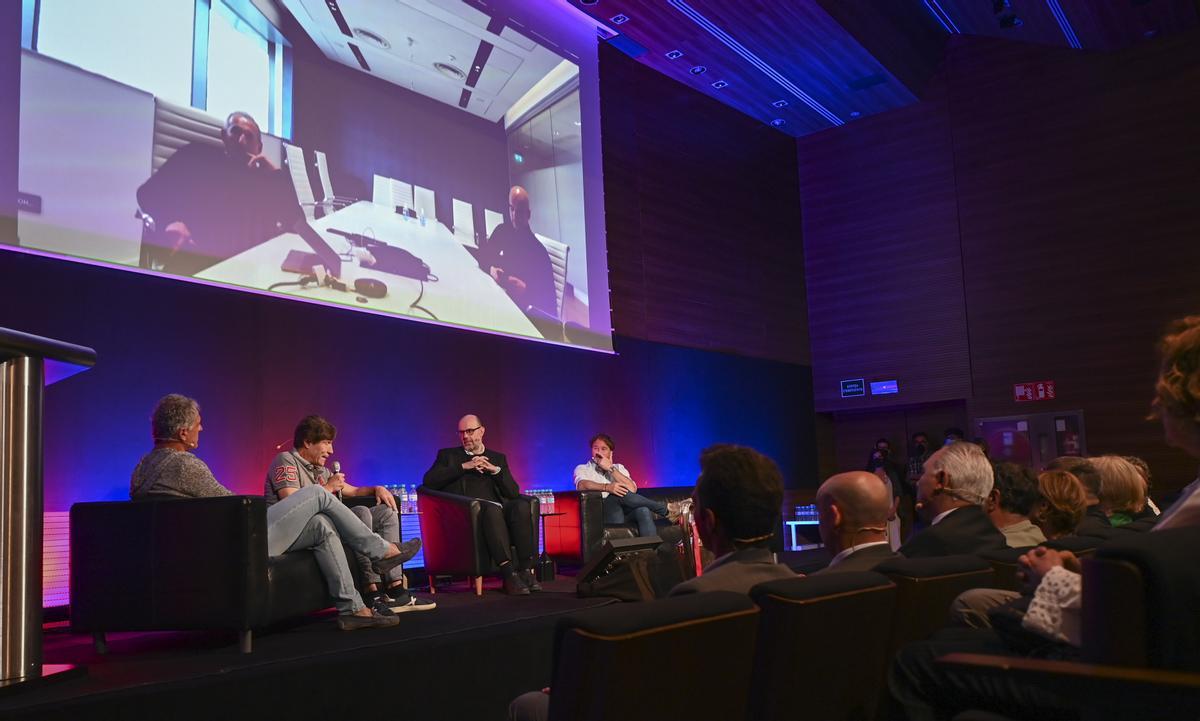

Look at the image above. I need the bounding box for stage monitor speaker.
[577,536,662,585]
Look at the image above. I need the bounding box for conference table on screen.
[196,201,540,338]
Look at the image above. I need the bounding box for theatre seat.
[70,496,338,654]
[877,555,997,651]
[938,526,1200,721]
[416,486,540,595]
[544,487,694,565]
[749,572,897,721]
[546,591,759,721]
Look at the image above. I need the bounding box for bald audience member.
[422,414,538,596]
[814,471,900,573]
[670,444,796,595]
[899,442,1007,558]
[479,185,556,315]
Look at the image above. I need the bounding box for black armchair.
[416,486,540,595]
[70,496,339,653]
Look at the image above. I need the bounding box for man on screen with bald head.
[814,471,900,574]
[478,185,557,316]
[422,415,538,595]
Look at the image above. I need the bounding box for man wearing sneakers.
[266,415,434,616]
[131,395,418,630]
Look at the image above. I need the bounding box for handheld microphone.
[274,438,292,450]
[332,461,342,475]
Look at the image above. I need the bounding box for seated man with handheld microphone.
[266,415,433,615]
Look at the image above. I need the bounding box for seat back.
[877,555,996,650]
[413,184,436,222]
[1082,525,1200,670]
[548,592,758,721]
[749,573,897,721]
[484,208,504,236]
[390,178,415,212]
[314,150,335,201]
[151,98,222,174]
[415,487,494,577]
[282,142,316,218]
[452,198,476,245]
[535,233,569,318]
[979,546,1030,592]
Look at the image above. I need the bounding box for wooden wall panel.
[599,43,810,365]
[797,78,972,413]
[948,32,1200,489]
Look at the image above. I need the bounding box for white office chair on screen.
[413,185,436,225]
[484,209,504,238]
[282,143,319,220]
[313,150,357,210]
[452,199,476,246]
[535,233,570,320]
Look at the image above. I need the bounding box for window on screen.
[34,0,194,107]
[207,0,272,136]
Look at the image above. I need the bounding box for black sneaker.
[521,568,543,592]
[503,572,530,596]
[382,590,437,613]
[367,593,397,617]
[336,609,399,630]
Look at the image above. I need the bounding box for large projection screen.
[9,0,612,352]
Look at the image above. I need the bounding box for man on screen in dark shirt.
[477,185,556,316]
[136,111,303,275]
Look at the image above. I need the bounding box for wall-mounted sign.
[1014,380,1056,402]
[840,378,865,398]
[870,380,899,395]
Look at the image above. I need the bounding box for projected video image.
[12,0,611,351]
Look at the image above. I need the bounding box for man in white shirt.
[813,471,899,574]
[572,433,682,538]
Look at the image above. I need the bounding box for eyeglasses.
[458,427,482,435]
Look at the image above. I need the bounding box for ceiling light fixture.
[611,14,629,25]
[665,49,684,60]
[922,0,961,33]
[711,80,728,89]
[689,65,707,75]
[434,62,467,81]
[667,0,842,126]
[352,27,391,50]
[1044,0,1082,48]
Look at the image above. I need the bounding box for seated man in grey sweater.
[130,394,417,630]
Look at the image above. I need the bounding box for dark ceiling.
[567,0,1200,137]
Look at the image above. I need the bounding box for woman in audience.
[1090,455,1147,527]
[1032,470,1088,539]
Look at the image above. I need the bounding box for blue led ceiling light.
[665,49,684,59]
[1045,0,1082,49]
[771,99,788,108]
[711,79,728,89]
[611,13,629,25]
[923,0,961,34]
[667,0,842,127]
[770,118,786,127]
[689,65,707,75]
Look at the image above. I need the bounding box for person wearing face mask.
[867,438,905,546]
[572,433,686,538]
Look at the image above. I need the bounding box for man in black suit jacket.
[422,414,537,595]
[899,442,1007,558]
[814,471,900,574]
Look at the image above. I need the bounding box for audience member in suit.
[813,471,899,574]
[892,315,1200,721]
[670,444,796,595]
[986,462,1047,548]
[898,442,1007,558]
[422,414,538,595]
[508,443,793,721]
[1031,470,1088,540]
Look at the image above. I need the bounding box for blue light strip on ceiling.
[922,0,961,34]
[1045,0,1082,49]
[666,0,842,127]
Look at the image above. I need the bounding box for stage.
[0,577,612,721]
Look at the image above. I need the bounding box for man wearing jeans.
[572,433,683,538]
[266,415,431,615]
[130,394,416,630]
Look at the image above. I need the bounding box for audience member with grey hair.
[898,441,1007,558]
[130,394,416,631]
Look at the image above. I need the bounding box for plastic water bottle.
[406,484,416,514]
[419,207,427,227]
[547,490,555,513]
[398,484,409,513]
